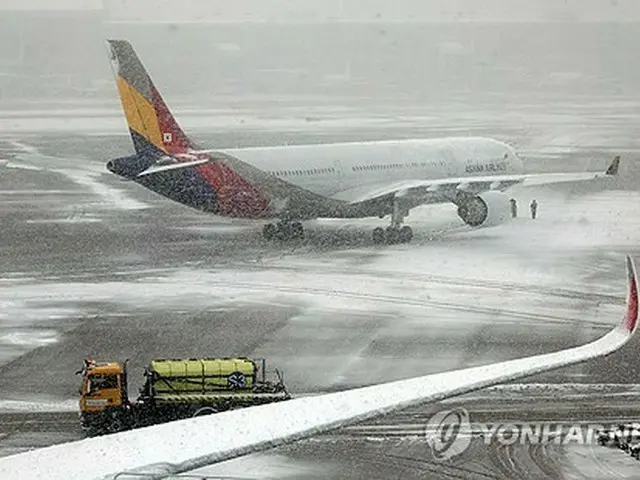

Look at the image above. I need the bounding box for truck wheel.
[107,419,123,433]
[192,406,217,417]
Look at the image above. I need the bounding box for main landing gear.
[372,198,413,245]
[263,221,304,241]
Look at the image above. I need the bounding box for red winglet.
[623,255,638,333]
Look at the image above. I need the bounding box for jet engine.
[457,191,512,227]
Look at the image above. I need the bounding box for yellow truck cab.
[79,360,126,414]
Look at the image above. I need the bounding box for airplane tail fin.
[106,40,195,157]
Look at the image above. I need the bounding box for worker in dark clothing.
[530,199,538,219]
[75,358,95,375]
[510,198,518,218]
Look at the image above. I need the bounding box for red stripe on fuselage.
[197,162,272,218]
[148,86,271,218]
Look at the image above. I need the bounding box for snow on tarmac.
[53,167,148,211]
[0,398,77,413]
[0,187,636,416]
[0,249,619,349]
[1,188,637,359]
[2,146,149,212]
[276,187,640,291]
[560,443,640,479]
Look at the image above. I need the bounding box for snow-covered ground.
[0,398,77,413]
[559,443,640,479]
[0,184,636,408]
[1,114,639,477]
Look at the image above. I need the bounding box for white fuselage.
[221,137,523,199]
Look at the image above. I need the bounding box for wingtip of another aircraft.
[623,255,638,334]
[605,155,621,176]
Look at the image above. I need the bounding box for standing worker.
[510,198,518,218]
[530,199,538,219]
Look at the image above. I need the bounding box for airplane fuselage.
[109,136,523,221]
[221,136,523,199]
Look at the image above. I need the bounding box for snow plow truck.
[77,357,290,436]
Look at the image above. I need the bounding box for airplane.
[0,255,637,480]
[104,39,620,244]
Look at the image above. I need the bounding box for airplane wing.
[1,255,637,480]
[331,156,620,204]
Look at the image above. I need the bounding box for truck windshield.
[88,374,118,393]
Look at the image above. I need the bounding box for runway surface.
[2,103,640,478]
